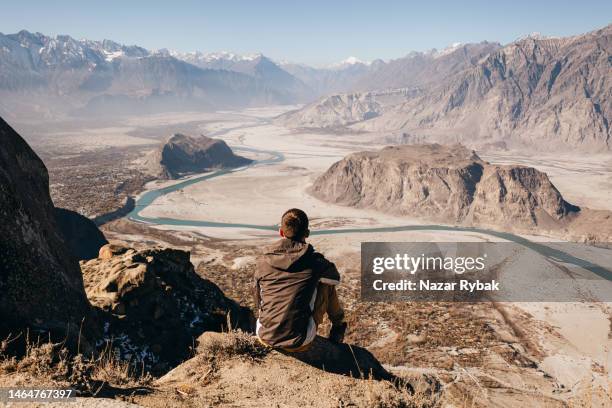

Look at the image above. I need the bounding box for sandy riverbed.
[129,107,612,404]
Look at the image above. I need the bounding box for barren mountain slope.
[276,92,384,128]
[354,42,502,91]
[280,25,611,151]
[276,43,501,129]
[362,25,611,149]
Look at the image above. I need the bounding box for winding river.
[125,139,611,281]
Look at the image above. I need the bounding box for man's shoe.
[328,322,347,343]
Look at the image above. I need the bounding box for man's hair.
[281,208,309,240]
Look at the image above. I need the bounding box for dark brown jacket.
[254,238,340,349]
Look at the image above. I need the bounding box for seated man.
[254,208,347,351]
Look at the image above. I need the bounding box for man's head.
[279,208,310,241]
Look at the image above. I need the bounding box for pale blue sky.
[2,1,610,65]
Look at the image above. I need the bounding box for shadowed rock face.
[54,207,109,260]
[311,144,578,229]
[153,133,253,179]
[0,117,91,336]
[466,165,579,228]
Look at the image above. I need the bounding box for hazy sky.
[2,0,610,65]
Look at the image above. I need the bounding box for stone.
[82,246,254,373]
[0,116,91,339]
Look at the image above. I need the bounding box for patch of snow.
[170,50,264,65]
[515,32,558,42]
[329,56,372,69]
[433,42,463,58]
[103,50,124,61]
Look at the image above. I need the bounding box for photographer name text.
[372,279,499,292]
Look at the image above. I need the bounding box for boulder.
[98,243,129,260]
[81,246,253,373]
[0,116,91,338]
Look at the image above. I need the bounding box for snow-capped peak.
[169,50,264,65]
[102,50,125,62]
[342,56,363,65]
[329,56,371,69]
[514,32,558,42]
[519,32,543,41]
[433,42,463,58]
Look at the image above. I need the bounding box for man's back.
[255,238,339,349]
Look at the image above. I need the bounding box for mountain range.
[0,30,379,119]
[279,25,611,151]
[0,31,306,119]
[0,25,610,152]
[0,29,511,121]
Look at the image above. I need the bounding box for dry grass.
[197,330,270,362]
[0,333,152,396]
[196,331,442,408]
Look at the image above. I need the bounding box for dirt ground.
[103,218,612,407]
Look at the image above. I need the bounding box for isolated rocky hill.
[280,25,611,151]
[146,133,253,179]
[310,144,608,236]
[0,116,91,338]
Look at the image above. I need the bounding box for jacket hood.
[263,238,312,270]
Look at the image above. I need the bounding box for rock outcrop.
[138,331,422,408]
[81,245,253,372]
[311,144,579,230]
[146,133,253,179]
[0,116,91,337]
[54,207,109,260]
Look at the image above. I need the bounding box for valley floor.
[19,106,612,406]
